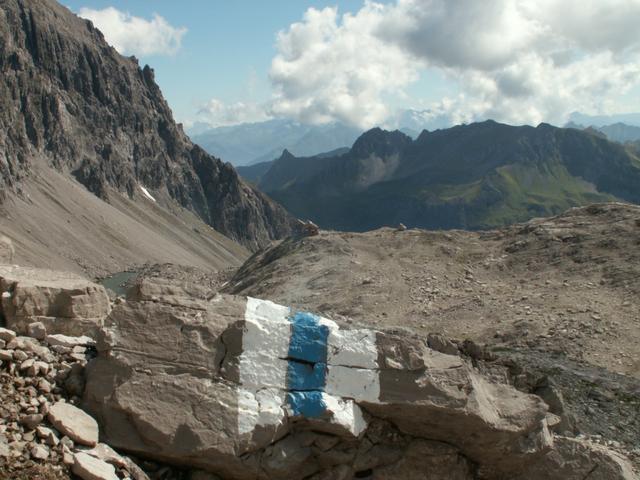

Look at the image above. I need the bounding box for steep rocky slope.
[0,165,249,278]
[0,0,294,250]
[256,122,640,231]
[225,202,640,464]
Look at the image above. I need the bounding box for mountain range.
[0,0,294,275]
[250,121,640,231]
[568,111,640,127]
[1,1,640,479]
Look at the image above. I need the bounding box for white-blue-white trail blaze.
[238,297,379,437]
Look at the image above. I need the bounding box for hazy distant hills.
[251,121,640,231]
[237,147,350,184]
[567,121,640,144]
[568,112,640,128]
[188,112,432,167]
[189,119,362,166]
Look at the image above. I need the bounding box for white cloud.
[269,0,640,128]
[269,5,421,128]
[197,99,272,127]
[78,7,187,56]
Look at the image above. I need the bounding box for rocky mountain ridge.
[0,0,294,250]
[566,121,640,144]
[255,121,640,231]
[224,202,640,467]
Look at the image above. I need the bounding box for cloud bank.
[269,0,640,128]
[197,99,272,127]
[78,7,187,56]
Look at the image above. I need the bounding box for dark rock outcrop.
[0,0,294,249]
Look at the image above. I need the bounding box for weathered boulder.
[83,289,569,479]
[126,269,214,309]
[0,265,110,336]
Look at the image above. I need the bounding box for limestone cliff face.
[0,0,294,249]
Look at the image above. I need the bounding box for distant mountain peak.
[190,119,363,166]
[279,148,295,160]
[255,120,640,233]
[351,128,412,158]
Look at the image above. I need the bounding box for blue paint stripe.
[288,362,327,391]
[288,312,330,363]
[286,311,329,418]
[287,391,326,418]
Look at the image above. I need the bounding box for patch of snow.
[139,185,156,202]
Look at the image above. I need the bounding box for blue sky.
[64,0,414,126]
[65,1,640,130]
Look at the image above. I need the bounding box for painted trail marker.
[237,297,379,438]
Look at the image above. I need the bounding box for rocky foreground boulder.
[81,276,638,480]
[0,265,110,337]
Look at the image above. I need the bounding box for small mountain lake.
[99,271,138,297]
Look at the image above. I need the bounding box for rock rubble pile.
[0,324,147,480]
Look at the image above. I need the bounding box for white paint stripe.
[327,328,378,369]
[325,327,380,403]
[237,298,381,438]
[326,365,380,403]
[238,297,291,435]
[321,393,367,437]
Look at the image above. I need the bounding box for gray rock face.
[80,281,638,479]
[0,265,110,336]
[0,0,293,250]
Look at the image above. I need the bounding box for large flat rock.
[0,265,110,336]
[81,289,617,480]
[48,401,99,447]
